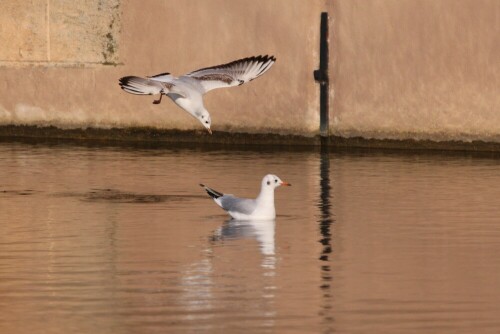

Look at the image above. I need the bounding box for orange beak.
[281,181,292,186]
[207,128,212,135]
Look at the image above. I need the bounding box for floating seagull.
[119,55,276,134]
[200,174,291,220]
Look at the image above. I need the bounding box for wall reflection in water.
[4,141,500,333]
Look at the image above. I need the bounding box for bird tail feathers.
[200,184,223,200]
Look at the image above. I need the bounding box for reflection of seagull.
[119,55,276,134]
[200,174,291,220]
[212,220,276,255]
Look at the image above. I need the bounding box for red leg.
[153,94,163,104]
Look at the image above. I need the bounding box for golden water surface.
[1,140,500,333]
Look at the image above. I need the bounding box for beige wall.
[0,0,120,65]
[329,0,500,142]
[0,0,323,135]
[0,0,499,142]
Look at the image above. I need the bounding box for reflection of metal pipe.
[319,145,332,263]
[314,12,330,139]
[318,145,334,327]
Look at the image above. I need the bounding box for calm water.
[1,140,500,333]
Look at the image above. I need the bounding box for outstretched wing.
[119,73,187,97]
[184,55,276,94]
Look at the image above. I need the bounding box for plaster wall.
[1,0,499,143]
[329,0,500,142]
[0,0,322,135]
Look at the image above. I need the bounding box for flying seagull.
[119,55,276,134]
[200,174,291,220]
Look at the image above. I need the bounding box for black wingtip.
[256,55,276,62]
[119,76,134,85]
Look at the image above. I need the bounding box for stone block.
[49,0,120,64]
[0,0,48,62]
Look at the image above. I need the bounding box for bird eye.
[201,116,204,119]
[275,179,278,183]
[267,181,270,185]
[205,121,209,124]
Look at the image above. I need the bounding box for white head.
[197,109,212,134]
[261,174,291,190]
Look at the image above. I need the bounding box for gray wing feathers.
[219,195,257,215]
[119,75,177,95]
[184,55,276,93]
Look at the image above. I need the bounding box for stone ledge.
[2,125,500,153]
[0,125,318,147]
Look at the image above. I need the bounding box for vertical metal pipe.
[314,12,330,140]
